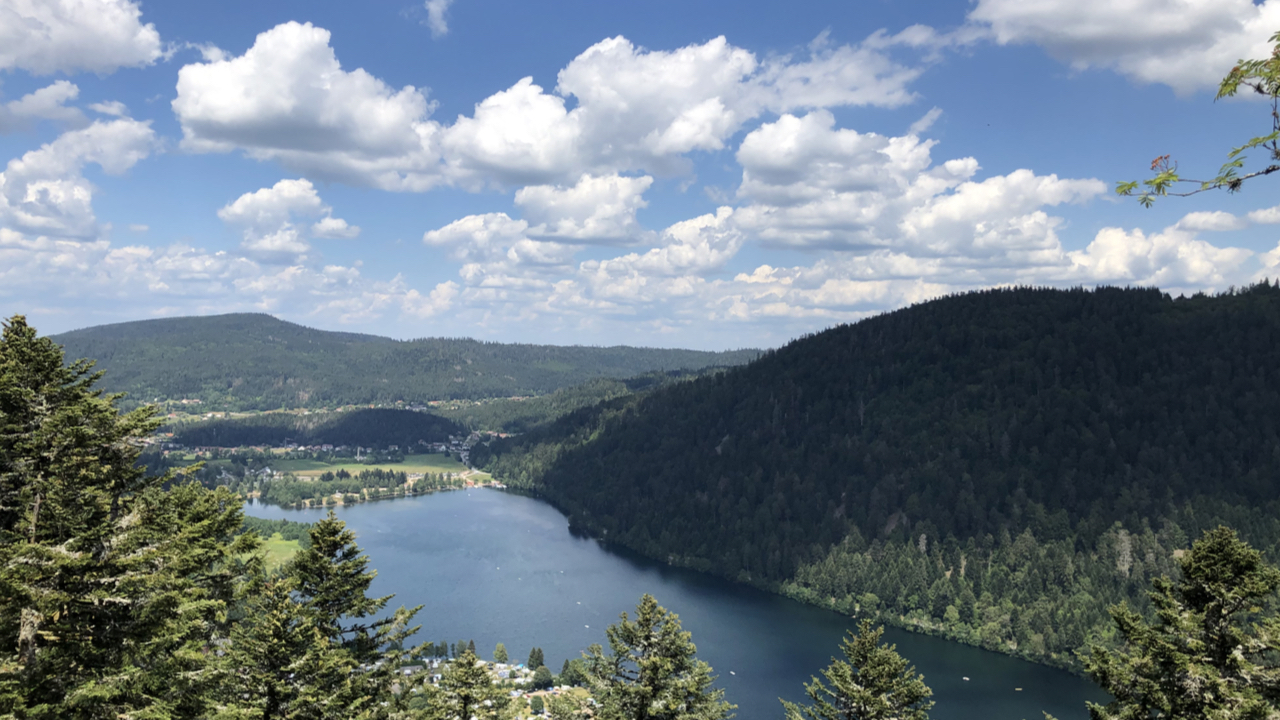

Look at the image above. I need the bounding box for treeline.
[51,312,760,410]
[434,370,704,434]
[475,283,1280,669]
[258,468,466,508]
[239,516,313,546]
[169,408,459,448]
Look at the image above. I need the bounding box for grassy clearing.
[281,453,471,478]
[260,532,302,570]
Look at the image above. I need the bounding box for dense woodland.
[433,371,708,434]
[169,408,460,448]
[475,284,1280,669]
[51,313,759,410]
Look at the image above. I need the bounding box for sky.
[2,0,1280,350]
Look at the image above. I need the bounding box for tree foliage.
[1084,526,1280,719]
[171,408,459,449]
[781,619,933,720]
[583,594,734,720]
[477,285,1280,668]
[0,315,253,718]
[1118,32,1280,205]
[428,647,508,720]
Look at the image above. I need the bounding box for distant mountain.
[475,284,1280,669]
[51,313,760,409]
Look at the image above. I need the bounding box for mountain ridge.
[51,313,761,409]
[475,283,1280,669]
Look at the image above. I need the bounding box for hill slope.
[51,314,759,409]
[169,408,460,449]
[475,284,1280,668]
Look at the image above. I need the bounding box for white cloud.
[423,212,529,262]
[174,23,932,190]
[0,81,86,132]
[88,100,128,117]
[0,118,156,238]
[311,216,359,239]
[733,110,1106,260]
[218,178,359,259]
[1247,205,1280,224]
[1176,210,1248,232]
[0,0,162,75]
[968,0,1280,93]
[440,77,581,186]
[1062,225,1253,287]
[424,0,454,38]
[0,229,457,326]
[515,173,652,243]
[583,207,743,280]
[174,22,443,190]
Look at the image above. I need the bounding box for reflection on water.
[246,490,1107,720]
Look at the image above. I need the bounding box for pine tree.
[212,573,344,720]
[560,658,586,686]
[0,315,253,718]
[494,642,508,663]
[528,646,545,669]
[1083,526,1280,719]
[290,511,420,666]
[781,619,933,720]
[215,511,419,719]
[583,594,735,720]
[547,692,592,720]
[433,647,508,719]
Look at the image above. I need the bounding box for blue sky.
[2,0,1279,349]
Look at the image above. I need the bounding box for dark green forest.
[474,284,1280,669]
[51,313,759,410]
[432,371,710,434]
[169,408,459,448]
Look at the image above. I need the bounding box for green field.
[261,533,302,570]
[274,453,474,478]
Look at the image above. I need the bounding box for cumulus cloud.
[0,118,156,238]
[583,207,743,280]
[88,100,128,117]
[1247,205,1280,224]
[733,110,1106,261]
[515,173,652,243]
[0,81,86,132]
[967,0,1280,93]
[423,212,529,262]
[218,178,359,260]
[174,22,443,190]
[1061,224,1253,287]
[424,0,454,38]
[409,100,1268,341]
[0,228,458,325]
[1176,210,1248,232]
[174,22,933,190]
[0,0,162,75]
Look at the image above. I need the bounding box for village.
[384,649,596,717]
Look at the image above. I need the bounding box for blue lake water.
[246,489,1107,720]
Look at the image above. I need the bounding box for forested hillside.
[474,284,1280,669]
[52,313,759,409]
[169,408,459,448]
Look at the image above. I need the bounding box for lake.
[246,489,1108,720]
